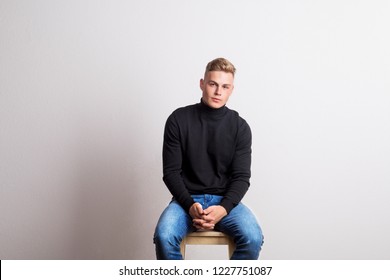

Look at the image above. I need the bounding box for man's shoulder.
[164,104,197,127]
[226,107,249,126]
[172,103,197,114]
[225,106,239,117]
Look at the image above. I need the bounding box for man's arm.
[220,119,252,214]
[162,113,195,212]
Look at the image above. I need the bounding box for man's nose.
[214,86,221,96]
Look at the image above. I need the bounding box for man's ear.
[200,78,204,90]
[227,84,234,97]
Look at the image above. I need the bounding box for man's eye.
[223,85,230,89]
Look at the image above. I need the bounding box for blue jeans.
[154,194,264,260]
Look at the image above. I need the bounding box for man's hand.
[189,202,212,230]
[191,204,227,230]
[202,205,227,225]
[189,202,204,219]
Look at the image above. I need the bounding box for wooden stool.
[180,231,235,259]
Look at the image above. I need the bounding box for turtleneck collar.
[198,98,228,118]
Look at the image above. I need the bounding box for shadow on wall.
[68,125,163,259]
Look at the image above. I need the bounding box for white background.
[1,0,389,259]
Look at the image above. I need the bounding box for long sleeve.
[220,119,252,213]
[162,113,194,212]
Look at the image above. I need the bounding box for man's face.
[200,71,234,109]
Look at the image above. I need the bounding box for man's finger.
[192,218,204,225]
[201,214,214,223]
[195,203,204,215]
[198,222,215,230]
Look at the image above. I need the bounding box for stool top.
[187,230,228,237]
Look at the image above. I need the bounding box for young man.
[154,58,263,259]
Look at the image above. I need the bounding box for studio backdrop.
[1,0,389,259]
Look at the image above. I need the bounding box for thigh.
[154,200,193,239]
[216,203,262,238]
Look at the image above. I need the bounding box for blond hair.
[205,57,236,77]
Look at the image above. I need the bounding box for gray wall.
[1,0,389,259]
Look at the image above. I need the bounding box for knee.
[253,230,264,250]
[242,232,263,248]
[237,226,264,249]
[154,229,181,247]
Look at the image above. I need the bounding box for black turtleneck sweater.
[162,100,252,214]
